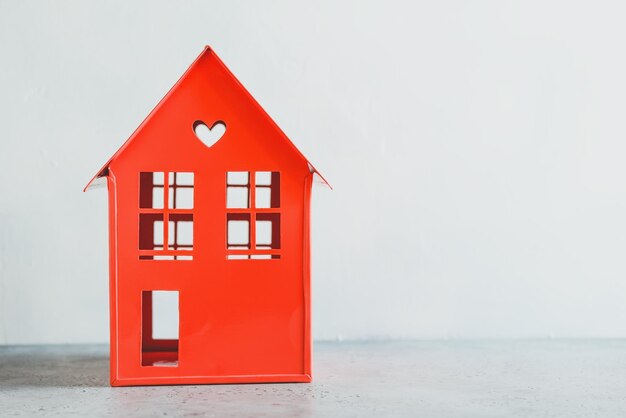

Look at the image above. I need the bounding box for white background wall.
[2,0,626,344]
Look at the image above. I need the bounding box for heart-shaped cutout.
[193,120,226,147]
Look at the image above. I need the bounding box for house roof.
[84,46,330,192]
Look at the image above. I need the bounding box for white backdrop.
[2,0,626,344]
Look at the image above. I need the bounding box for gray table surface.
[1,340,625,417]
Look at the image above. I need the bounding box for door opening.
[141,290,179,367]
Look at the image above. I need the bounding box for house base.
[111,373,312,387]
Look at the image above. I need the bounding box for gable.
[84,46,329,191]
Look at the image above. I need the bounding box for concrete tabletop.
[1,340,625,417]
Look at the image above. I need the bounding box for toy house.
[84,46,329,386]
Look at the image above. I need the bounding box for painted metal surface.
[84,46,326,386]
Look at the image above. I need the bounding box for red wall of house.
[103,50,313,384]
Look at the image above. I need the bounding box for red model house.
[84,46,328,386]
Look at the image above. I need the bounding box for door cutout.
[141,290,179,367]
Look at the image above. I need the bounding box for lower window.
[139,214,194,260]
[226,213,281,259]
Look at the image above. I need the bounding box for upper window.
[226,171,281,260]
[226,171,280,209]
[139,172,194,260]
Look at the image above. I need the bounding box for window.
[139,172,194,260]
[226,171,281,260]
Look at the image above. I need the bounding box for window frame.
[139,171,195,261]
[226,171,281,260]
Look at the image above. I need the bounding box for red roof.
[84,46,330,192]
